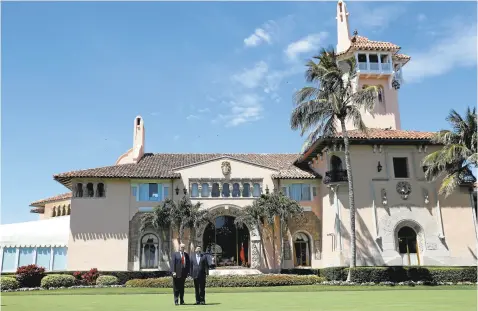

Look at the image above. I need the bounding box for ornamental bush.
[81,268,99,285]
[125,275,325,288]
[1,277,19,290]
[96,275,119,286]
[40,274,76,289]
[16,264,46,288]
[320,266,477,283]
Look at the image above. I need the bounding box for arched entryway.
[140,233,159,269]
[203,216,250,267]
[293,232,311,267]
[397,226,420,266]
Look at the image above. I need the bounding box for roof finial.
[353,29,358,36]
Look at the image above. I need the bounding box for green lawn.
[2,286,476,311]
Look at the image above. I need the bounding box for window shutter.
[157,184,163,201]
[164,185,169,200]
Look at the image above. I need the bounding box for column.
[208,182,213,198]
[378,53,382,71]
[366,53,370,71]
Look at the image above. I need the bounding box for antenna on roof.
[353,29,358,36]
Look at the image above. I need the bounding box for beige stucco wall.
[318,144,477,267]
[68,180,131,271]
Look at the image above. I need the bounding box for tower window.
[358,54,367,62]
[377,85,385,104]
[136,118,141,126]
[393,157,409,178]
[86,183,95,197]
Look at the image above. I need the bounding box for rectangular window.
[287,184,313,201]
[2,247,17,272]
[312,186,317,197]
[131,185,138,197]
[164,186,169,199]
[36,247,51,271]
[52,247,68,271]
[393,157,409,178]
[138,183,164,201]
[18,247,34,267]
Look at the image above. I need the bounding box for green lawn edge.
[3,285,476,296]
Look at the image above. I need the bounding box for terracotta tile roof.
[334,128,435,140]
[298,128,436,164]
[338,35,401,56]
[54,153,318,187]
[30,192,72,207]
[271,168,319,179]
[349,35,400,51]
[30,207,45,214]
[394,53,411,60]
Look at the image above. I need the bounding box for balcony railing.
[356,62,393,74]
[323,169,348,185]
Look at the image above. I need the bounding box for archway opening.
[140,234,159,269]
[293,232,311,267]
[330,155,343,171]
[203,216,250,268]
[397,226,420,266]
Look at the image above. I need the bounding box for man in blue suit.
[190,246,210,305]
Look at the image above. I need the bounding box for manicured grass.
[2,286,476,311]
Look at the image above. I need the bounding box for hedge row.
[318,266,477,283]
[126,275,325,288]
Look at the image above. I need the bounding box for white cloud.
[186,114,200,120]
[243,21,277,47]
[231,61,269,89]
[285,32,328,61]
[351,4,407,30]
[216,94,264,127]
[198,107,210,113]
[405,22,477,83]
[417,14,427,23]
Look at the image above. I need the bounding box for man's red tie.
[181,254,185,266]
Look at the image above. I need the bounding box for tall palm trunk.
[279,219,283,272]
[340,120,356,282]
[257,222,270,269]
[271,223,277,271]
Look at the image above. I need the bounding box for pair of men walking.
[171,243,209,305]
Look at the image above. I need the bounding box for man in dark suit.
[171,243,190,305]
[190,246,210,305]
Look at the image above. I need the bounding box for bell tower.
[115,116,145,165]
[336,0,351,54]
[335,0,410,131]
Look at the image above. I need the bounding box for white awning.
[0,216,70,247]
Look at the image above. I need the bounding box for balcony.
[323,170,348,185]
[356,52,393,76]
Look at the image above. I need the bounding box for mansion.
[1,0,476,273]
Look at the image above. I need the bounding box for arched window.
[377,85,385,104]
[140,234,159,269]
[52,207,57,217]
[252,183,261,197]
[62,205,66,216]
[397,226,420,266]
[232,183,240,197]
[211,183,220,197]
[293,232,311,267]
[222,183,231,197]
[96,183,105,197]
[201,183,209,197]
[86,183,94,197]
[67,205,71,215]
[76,183,83,198]
[330,155,343,171]
[191,183,199,197]
[242,183,251,197]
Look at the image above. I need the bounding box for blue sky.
[2,1,477,224]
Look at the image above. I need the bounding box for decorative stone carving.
[396,181,412,200]
[381,188,388,205]
[250,240,261,269]
[422,188,429,204]
[283,240,291,260]
[314,240,321,260]
[221,161,231,176]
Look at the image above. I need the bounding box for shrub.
[281,269,319,275]
[15,264,46,288]
[1,277,19,290]
[81,268,99,285]
[96,275,119,286]
[125,275,325,288]
[320,267,347,281]
[40,274,76,289]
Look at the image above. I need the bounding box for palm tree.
[140,199,175,243]
[290,47,377,281]
[258,191,304,271]
[234,201,270,269]
[423,107,477,196]
[180,198,210,252]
